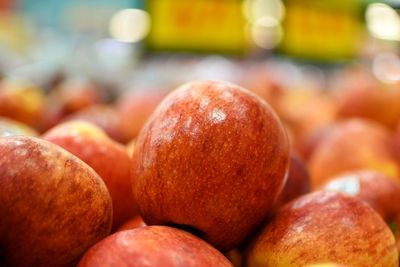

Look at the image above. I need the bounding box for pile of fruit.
[0,64,400,267]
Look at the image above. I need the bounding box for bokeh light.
[366,3,400,41]
[109,9,150,43]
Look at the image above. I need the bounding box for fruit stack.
[0,73,399,267]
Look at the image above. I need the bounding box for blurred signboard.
[145,0,247,54]
[279,0,363,62]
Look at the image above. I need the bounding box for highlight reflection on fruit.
[246,191,398,267]
[320,170,400,225]
[132,80,289,251]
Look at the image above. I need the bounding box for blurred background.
[1,0,400,149]
[2,0,399,87]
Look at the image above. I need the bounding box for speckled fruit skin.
[0,136,112,267]
[309,118,399,188]
[275,152,310,208]
[246,191,398,267]
[132,80,289,251]
[43,120,136,230]
[77,226,234,267]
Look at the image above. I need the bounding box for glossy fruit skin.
[0,136,112,267]
[43,121,136,230]
[132,80,289,251]
[320,170,400,224]
[246,191,398,267]
[77,226,233,267]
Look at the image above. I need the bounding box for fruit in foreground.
[77,226,233,267]
[132,80,289,251]
[43,120,136,229]
[320,170,400,226]
[0,136,113,267]
[246,191,398,267]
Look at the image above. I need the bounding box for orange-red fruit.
[320,170,400,224]
[0,80,44,127]
[117,89,166,142]
[246,191,398,267]
[43,121,136,229]
[275,152,311,208]
[337,71,400,128]
[66,105,125,143]
[117,216,146,232]
[77,226,233,267]
[309,118,399,187]
[0,136,112,267]
[132,80,289,251]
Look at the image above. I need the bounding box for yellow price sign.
[146,0,247,54]
[279,2,363,62]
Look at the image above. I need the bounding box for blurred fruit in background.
[309,118,399,188]
[274,152,311,210]
[117,89,167,142]
[65,104,125,143]
[0,116,38,137]
[336,66,400,129]
[0,79,44,128]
